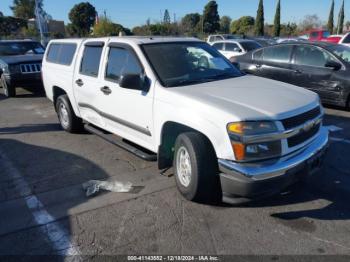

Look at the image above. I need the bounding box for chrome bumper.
[218,127,329,203]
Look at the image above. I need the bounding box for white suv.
[42,37,328,204]
[211,40,262,60]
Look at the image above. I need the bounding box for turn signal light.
[232,142,245,161]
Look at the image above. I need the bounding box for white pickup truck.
[42,37,329,204]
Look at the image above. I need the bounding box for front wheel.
[1,75,16,97]
[173,132,221,203]
[55,95,83,133]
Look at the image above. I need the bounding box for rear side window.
[80,46,103,77]
[105,47,142,82]
[212,43,224,51]
[46,43,77,65]
[263,45,293,63]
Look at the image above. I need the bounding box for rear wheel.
[173,132,221,203]
[55,95,83,133]
[1,75,16,97]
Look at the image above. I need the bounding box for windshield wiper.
[169,78,209,87]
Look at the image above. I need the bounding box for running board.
[84,124,157,162]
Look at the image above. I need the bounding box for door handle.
[255,64,262,69]
[293,69,303,75]
[75,79,84,86]
[100,86,112,95]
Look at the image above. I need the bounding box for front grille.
[287,123,321,147]
[20,63,41,74]
[281,107,321,130]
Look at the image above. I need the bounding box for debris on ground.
[82,180,133,197]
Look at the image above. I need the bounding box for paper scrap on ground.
[82,180,133,197]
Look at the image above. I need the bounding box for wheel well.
[52,86,67,106]
[158,122,216,169]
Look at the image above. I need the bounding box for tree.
[346,21,350,31]
[93,17,125,36]
[336,0,345,34]
[0,16,27,36]
[68,2,96,37]
[273,0,281,37]
[327,0,335,34]
[202,1,220,33]
[10,0,35,19]
[299,14,322,32]
[220,16,231,34]
[280,22,298,36]
[180,13,201,35]
[0,12,4,17]
[163,9,171,24]
[255,0,264,36]
[230,16,255,35]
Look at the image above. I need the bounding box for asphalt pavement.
[1,88,350,258]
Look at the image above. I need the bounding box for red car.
[305,29,331,41]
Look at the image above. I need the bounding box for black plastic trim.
[78,103,152,136]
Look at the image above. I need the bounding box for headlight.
[9,64,20,74]
[1,65,9,74]
[227,121,282,162]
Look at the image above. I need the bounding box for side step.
[84,124,157,162]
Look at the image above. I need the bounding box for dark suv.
[0,40,45,97]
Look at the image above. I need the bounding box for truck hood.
[0,54,43,65]
[169,75,320,120]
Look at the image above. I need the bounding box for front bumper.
[4,73,42,88]
[219,127,329,204]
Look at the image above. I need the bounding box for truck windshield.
[0,42,45,56]
[142,42,242,87]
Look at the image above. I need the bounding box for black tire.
[55,95,83,133]
[1,74,16,97]
[173,132,221,203]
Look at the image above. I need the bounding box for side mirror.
[325,60,342,70]
[233,48,242,53]
[119,74,145,90]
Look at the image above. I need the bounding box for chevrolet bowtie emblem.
[303,120,316,132]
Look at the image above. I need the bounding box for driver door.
[290,45,341,101]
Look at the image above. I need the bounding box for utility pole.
[34,0,45,45]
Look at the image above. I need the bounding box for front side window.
[294,45,334,67]
[263,45,293,63]
[80,46,103,77]
[225,43,239,51]
[142,42,242,87]
[106,47,142,81]
[212,43,224,51]
[328,45,350,63]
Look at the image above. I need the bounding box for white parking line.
[0,150,80,256]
